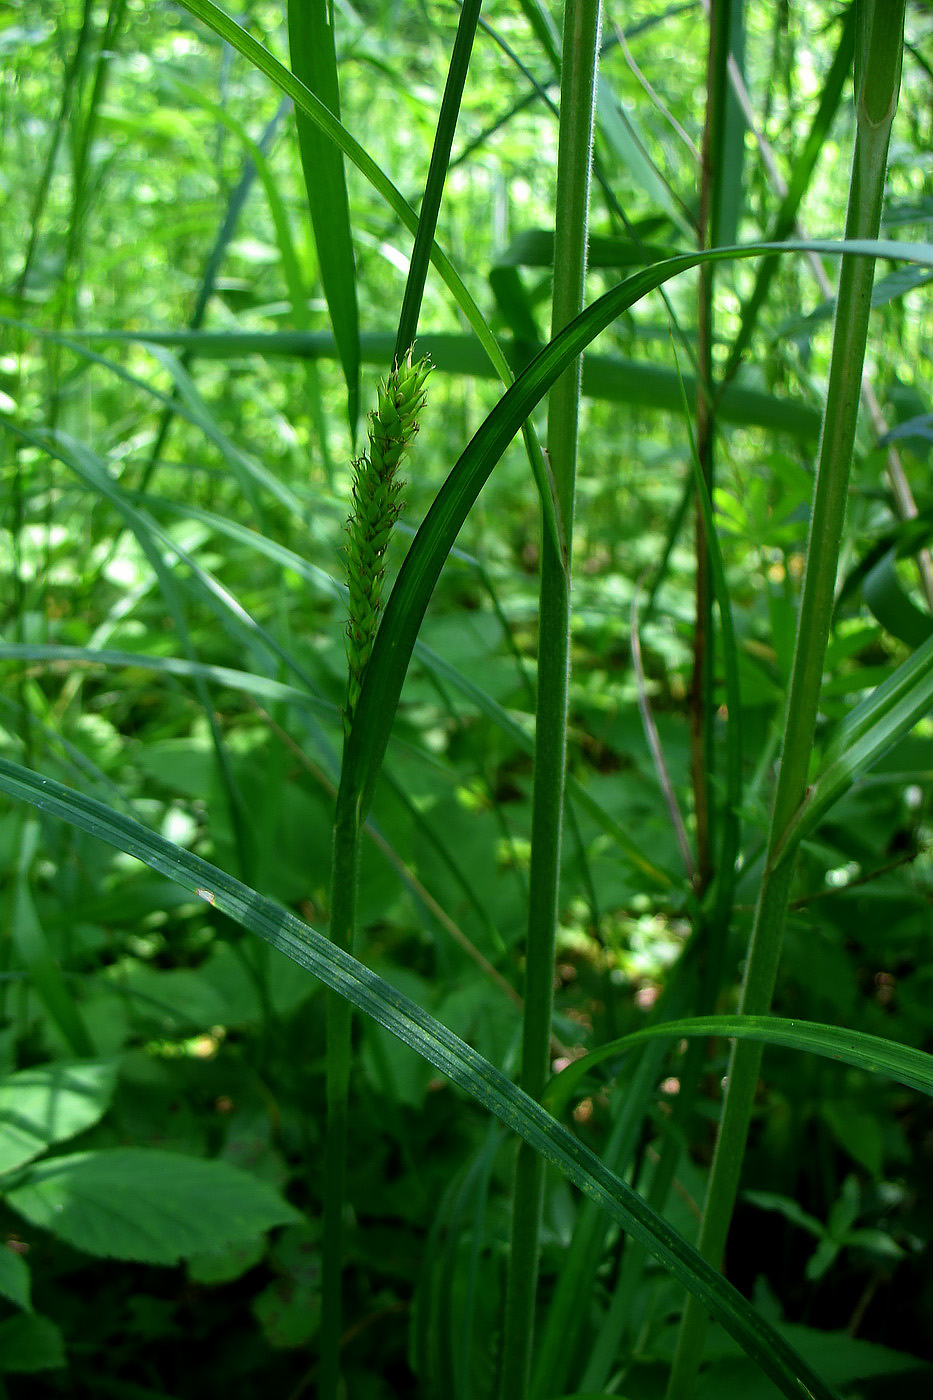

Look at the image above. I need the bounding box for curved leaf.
[863,549,933,646]
[63,325,825,438]
[777,631,933,859]
[345,238,933,816]
[544,1014,933,1118]
[0,755,838,1400]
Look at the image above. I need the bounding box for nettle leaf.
[0,1061,118,1176]
[5,1148,301,1265]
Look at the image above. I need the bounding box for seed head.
[344,349,432,736]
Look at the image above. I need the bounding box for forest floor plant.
[1,2,932,1398]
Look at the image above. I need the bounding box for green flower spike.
[344,349,432,736]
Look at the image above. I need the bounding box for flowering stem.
[321,350,431,1400]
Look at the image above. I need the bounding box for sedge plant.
[3,3,933,1400]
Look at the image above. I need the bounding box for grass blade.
[287,0,360,434]
[776,631,933,858]
[394,0,482,360]
[343,238,933,819]
[545,1014,933,1115]
[59,323,826,439]
[0,755,841,1400]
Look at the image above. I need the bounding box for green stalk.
[320,795,359,1400]
[499,3,601,1395]
[690,0,732,894]
[317,19,482,1394]
[322,353,431,1400]
[666,5,907,1396]
[316,7,482,1391]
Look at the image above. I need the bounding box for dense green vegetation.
[1,1,932,1397]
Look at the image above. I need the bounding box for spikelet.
[344,349,432,736]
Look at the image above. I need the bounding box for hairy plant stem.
[499,3,601,1395]
[667,5,907,1396]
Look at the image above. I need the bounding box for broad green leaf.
[0,1312,65,1373]
[544,1015,933,1118]
[6,1147,301,1266]
[0,1060,117,1176]
[0,643,334,719]
[187,1237,266,1285]
[775,263,933,342]
[743,1191,825,1241]
[287,0,360,433]
[0,755,840,1400]
[0,1249,32,1312]
[695,1323,931,1398]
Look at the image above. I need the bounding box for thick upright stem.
[667,6,907,1397]
[499,3,601,1395]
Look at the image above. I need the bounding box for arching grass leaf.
[0,756,840,1400]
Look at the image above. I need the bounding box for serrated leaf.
[6,1147,301,1265]
[0,1061,117,1175]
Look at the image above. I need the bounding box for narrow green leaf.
[6,1147,301,1265]
[12,819,95,1059]
[174,0,511,390]
[595,75,694,237]
[0,756,840,1400]
[394,0,482,360]
[287,0,360,432]
[719,3,857,388]
[777,631,933,857]
[714,1,746,247]
[60,323,824,439]
[344,238,933,818]
[171,0,564,561]
[544,1014,933,1118]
